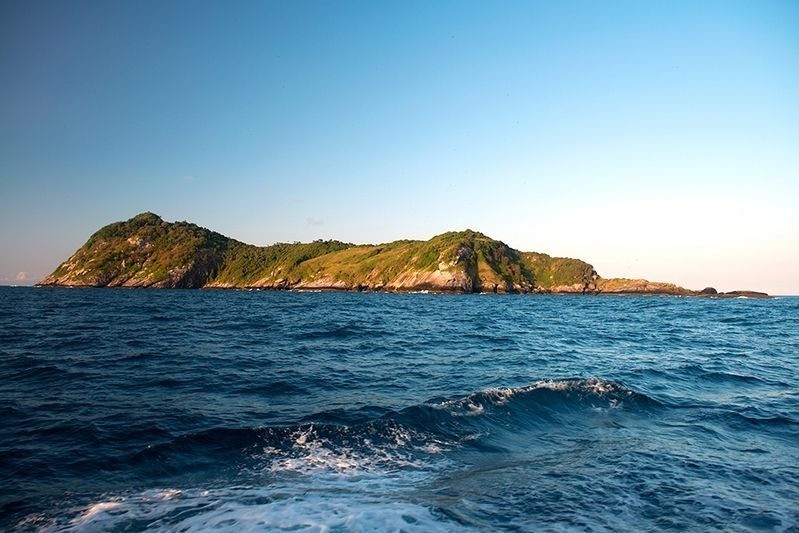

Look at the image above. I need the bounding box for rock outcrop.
[594,278,695,296]
[39,213,232,288]
[697,289,770,299]
[38,213,766,297]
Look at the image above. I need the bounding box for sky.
[1,0,797,294]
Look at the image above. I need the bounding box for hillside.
[38,213,749,296]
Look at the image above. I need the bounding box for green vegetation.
[40,213,600,292]
[520,252,595,289]
[212,240,353,286]
[44,213,233,287]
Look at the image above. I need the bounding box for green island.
[38,212,767,297]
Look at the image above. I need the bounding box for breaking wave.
[4,289,798,531]
[30,378,665,530]
[127,378,659,473]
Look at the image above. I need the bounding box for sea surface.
[1,287,797,531]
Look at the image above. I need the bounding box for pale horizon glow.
[1,1,797,294]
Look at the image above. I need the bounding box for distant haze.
[1,1,797,294]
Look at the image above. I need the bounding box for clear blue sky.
[1,0,797,293]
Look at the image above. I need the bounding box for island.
[38,212,768,297]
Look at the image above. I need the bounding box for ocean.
[1,287,797,531]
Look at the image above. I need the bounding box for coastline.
[36,213,770,298]
[32,283,772,298]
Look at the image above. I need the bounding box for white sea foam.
[156,488,182,500]
[531,377,615,394]
[57,486,461,532]
[50,417,464,532]
[261,424,433,476]
[70,501,123,525]
[435,377,624,415]
[434,386,516,416]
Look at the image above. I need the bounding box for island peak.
[38,213,767,297]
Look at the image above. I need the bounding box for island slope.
[38,213,765,296]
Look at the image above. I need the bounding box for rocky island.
[38,213,768,297]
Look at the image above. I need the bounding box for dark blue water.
[1,287,797,531]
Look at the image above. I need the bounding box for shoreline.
[31,284,772,298]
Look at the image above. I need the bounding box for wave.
[631,364,792,390]
[701,370,774,386]
[21,378,799,532]
[721,408,799,428]
[52,486,463,532]
[434,377,660,412]
[29,379,661,531]
[127,378,660,474]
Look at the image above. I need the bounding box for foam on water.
[2,288,798,530]
[44,409,464,531]
[59,486,463,532]
[429,377,651,419]
[258,423,438,476]
[57,436,459,533]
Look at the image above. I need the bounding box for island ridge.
[38,213,767,297]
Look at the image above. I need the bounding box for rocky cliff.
[40,213,231,288]
[39,213,763,296]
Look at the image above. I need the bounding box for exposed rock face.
[521,252,597,294]
[202,229,541,293]
[701,290,771,299]
[594,278,695,296]
[39,213,229,288]
[39,213,766,296]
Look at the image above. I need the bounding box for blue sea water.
[0,286,797,531]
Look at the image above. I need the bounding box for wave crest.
[128,378,658,479]
[433,377,657,413]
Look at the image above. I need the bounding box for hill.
[38,213,762,296]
